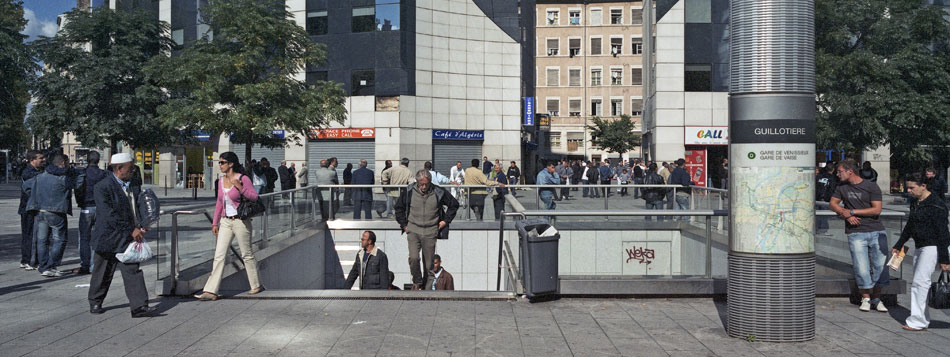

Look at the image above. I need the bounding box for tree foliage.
[0,0,35,154]
[147,0,347,164]
[586,115,642,157]
[816,0,950,171]
[29,7,175,150]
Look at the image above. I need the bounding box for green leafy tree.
[29,7,175,151]
[147,0,347,165]
[586,115,642,158]
[0,0,35,154]
[816,0,950,172]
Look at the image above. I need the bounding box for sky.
[20,0,77,41]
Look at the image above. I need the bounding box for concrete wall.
[218,228,328,291]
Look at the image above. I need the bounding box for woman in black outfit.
[892,174,950,331]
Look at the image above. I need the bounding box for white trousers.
[907,245,950,329]
[203,218,261,294]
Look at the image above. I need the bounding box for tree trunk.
[244,134,253,168]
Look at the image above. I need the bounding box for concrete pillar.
[727,0,816,342]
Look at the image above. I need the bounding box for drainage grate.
[727,253,815,342]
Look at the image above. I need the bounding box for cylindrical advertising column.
[727,0,816,342]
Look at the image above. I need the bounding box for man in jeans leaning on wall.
[830,158,889,312]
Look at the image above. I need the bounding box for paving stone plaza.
[2,184,950,356]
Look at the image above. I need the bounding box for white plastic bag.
[116,239,153,263]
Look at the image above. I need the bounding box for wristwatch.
[849,209,854,216]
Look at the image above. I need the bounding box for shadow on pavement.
[0,271,85,296]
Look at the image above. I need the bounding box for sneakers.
[20,263,34,270]
[859,297,871,312]
[876,302,889,312]
[41,270,64,277]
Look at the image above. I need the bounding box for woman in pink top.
[195,152,263,301]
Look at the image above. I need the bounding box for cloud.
[22,8,59,41]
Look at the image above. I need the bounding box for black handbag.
[234,176,265,219]
[928,271,950,309]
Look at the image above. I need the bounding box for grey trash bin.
[517,219,560,301]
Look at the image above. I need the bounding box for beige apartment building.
[535,0,651,163]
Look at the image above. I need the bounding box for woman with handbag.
[195,152,264,301]
[892,174,950,330]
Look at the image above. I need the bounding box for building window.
[546,38,559,56]
[376,0,400,31]
[569,68,581,86]
[569,99,581,116]
[351,69,375,95]
[590,68,602,86]
[569,38,581,57]
[172,28,184,45]
[548,132,561,149]
[306,70,328,85]
[546,9,559,25]
[567,132,583,152]
[569,10,581,25]
[610,9,623,24]
[631,98,643,116]
[591,98,603,116]
[611,99,623,116]
[547,98,560,116]
[610,37,623,55]
[589,8,602,26]
[307,11,328,36]
[631,8,643,25]
[590,37,602,55]
[611,68,623,85]
[352,6,375,32]
[685,64,712,91]
[631,38,643,55]
[546,67,559,87]
[685,0,712,23]
[631,68,643,85]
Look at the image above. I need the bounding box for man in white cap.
[88,153,157,317]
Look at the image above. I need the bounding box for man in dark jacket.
[278,161,291,194]
[75,151,109,274]
[395,170,460,290]
[24,153,82,277]
[260,158,278,194]
[88,153,156,317]
[432,254,455,290]
[18,150,45,270]
[351,160,375,219]
[815,163,836,234]
[642,163,666,221]
[345,231,390,290]
[587,161,601,198]
[598,159,614,197]
[482,156,493,175]
[668,159,695,220]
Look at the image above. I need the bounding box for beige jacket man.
[382,158,412,198]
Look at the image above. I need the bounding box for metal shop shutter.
[307,140,375,183]
[432,140,483,177]
[230,143,286,164]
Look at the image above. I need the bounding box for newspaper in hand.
[887,248,906,271]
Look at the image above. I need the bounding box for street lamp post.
[727,0,817,342]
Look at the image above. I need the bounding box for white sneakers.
[41,269,63,277]
[859,297,889,312]
[876,302,888,312]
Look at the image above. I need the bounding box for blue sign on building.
[432,130,485,140]
[524,97,534,126]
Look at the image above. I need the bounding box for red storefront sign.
[684,149,707,187]
[307,128,375,140]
